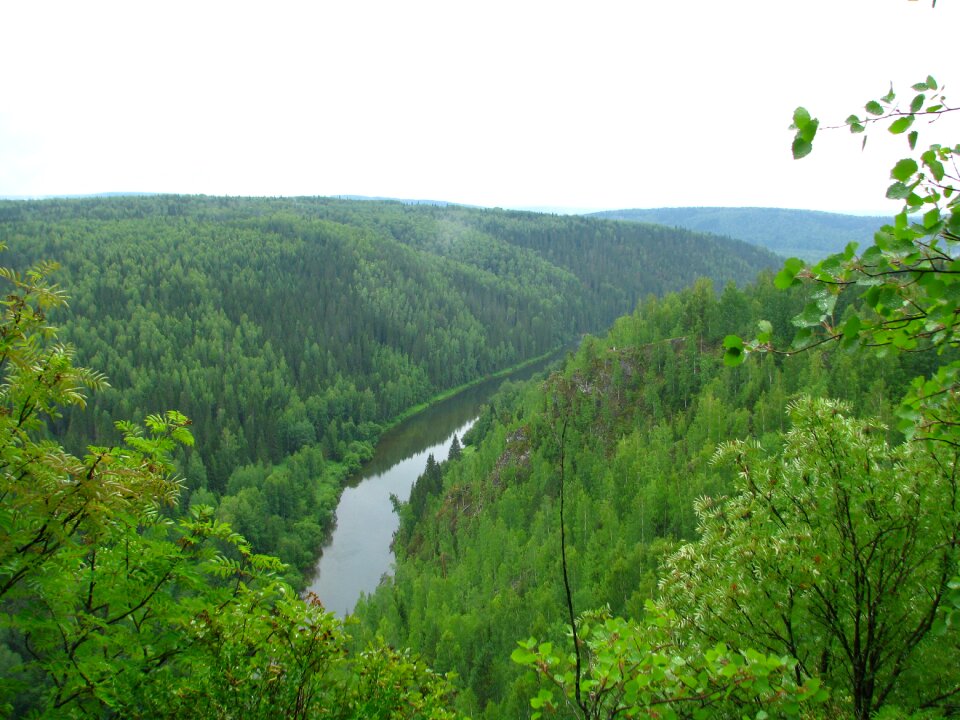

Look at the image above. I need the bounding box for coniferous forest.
[2,80,960,719]
[0,196,776,586]
[357,275,953,717]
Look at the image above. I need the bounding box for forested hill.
[588,206,886,261]
[0,195,779,580]
[356,275,953,718]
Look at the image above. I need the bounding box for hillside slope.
[0,195,780,578]
[355,275,932,717]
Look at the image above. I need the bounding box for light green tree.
[660,396,960,719]
[511,604,826,720]
[726,74,960,638]
[516,73,960,720]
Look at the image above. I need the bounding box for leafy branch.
[512,605,827,720]
[732,76,960,445]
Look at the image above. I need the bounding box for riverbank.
[305,347,568,614]
[385,346,567,429]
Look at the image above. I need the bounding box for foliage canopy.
[0,249,462,718]
[662,396,960,719]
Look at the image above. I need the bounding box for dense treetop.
[356,273,953,717]
[354,76,960,719]
[0,253,463,718]
[0,195,779,581]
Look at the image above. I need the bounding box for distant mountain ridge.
[588,207,887,262]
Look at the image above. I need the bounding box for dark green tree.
[448,434,462,461]
[0,251,462,719]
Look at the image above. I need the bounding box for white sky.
[1,0,957,213]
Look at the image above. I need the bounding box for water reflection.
[308,356,560,617]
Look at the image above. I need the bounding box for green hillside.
[2,191,957,717]
[355,274,956,718]
[0,195,779,581]
[589,206,886,261]
[5,181,955,718]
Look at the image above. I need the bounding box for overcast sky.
[1,0,957,213]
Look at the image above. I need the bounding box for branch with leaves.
[512,604,827,720]
[728,76,960,446]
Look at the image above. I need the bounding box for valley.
[1,192,957,719]
[0,195,779,583]
[308,350,563,617]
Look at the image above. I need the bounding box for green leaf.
[792,106,811,129]
[908,130,919,150]
[791,326,813,349]
[792,136,813,160]
[891,158,918,182]
[911,82,929,92]
[775,257,805,289]
[723,335,743,351]
[919,271,945,298]
[723,335,745,367]
[816,292,837,317]
[923,207,942,229]
[926,158,945,182]
[910,94,925,113]
[865,100,884,116]
[893,332,918,350]
[926,75,938,90]
[799,117,819,143]
[889,115,915,134]
[886,181,913,200]
[949,210,960,233]
[757,320,773,343]
[841,315,861,346]
[845,114,865,134]
[530,688,553,709]
[511,648,537,665]
[881,84,896,103]
[794,301,826,328]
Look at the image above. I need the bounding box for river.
[307,354,562,617]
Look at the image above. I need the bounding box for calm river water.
[307,355,561,617]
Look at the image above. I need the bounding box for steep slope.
[355,275,926,717]
[589,206,885,261]
[0,195,780,578]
